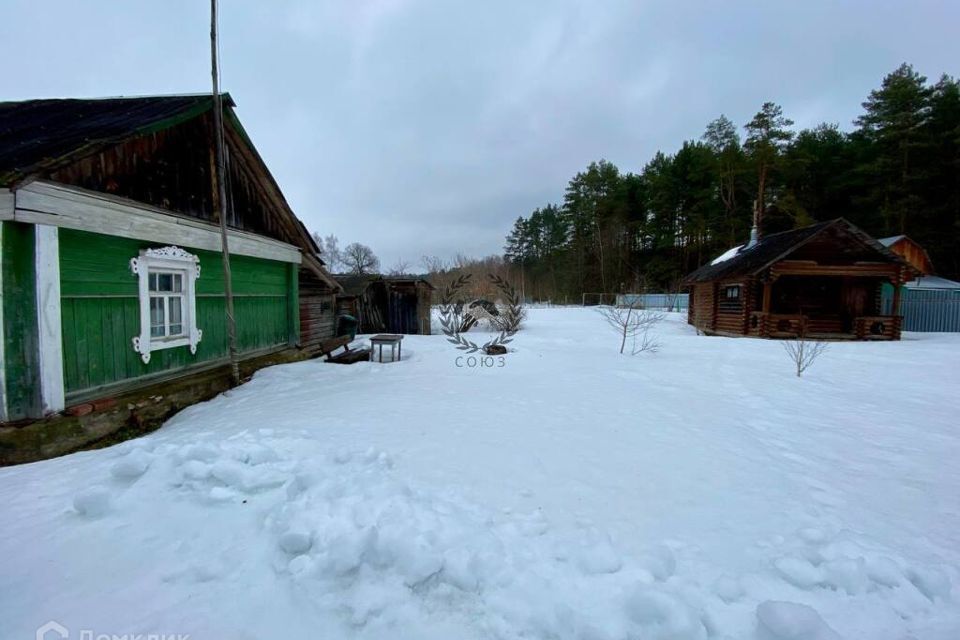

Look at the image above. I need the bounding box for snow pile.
[8,427,953,639]
[72,485,112,517]
[164,437,715,639]
[756,601,840,640]
[2,310,959,638]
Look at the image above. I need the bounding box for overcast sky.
[3,1,958,269]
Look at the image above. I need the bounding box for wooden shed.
[877,235,935,276]
[683,218,914,340]
[0,94,340,462]
[334,275,433,335]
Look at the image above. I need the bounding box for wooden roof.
[683,218,907,284]
[877,234,935,276]
[0,94,227,185]
[0,93,339,291]
[334,274,435,297]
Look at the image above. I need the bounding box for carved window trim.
[129,246,202,364]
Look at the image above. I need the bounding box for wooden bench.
[318,336,370,364]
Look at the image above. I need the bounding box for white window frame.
[130,246,202,363]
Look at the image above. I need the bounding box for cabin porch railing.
[749,312,901,340]
[854,315,901,340]
[748,312,809,337]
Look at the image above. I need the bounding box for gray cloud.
[3,0,958,267]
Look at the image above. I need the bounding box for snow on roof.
[878,235,906,247]
[710,245,743,266]
[904,275,960,290]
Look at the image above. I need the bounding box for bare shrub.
[631,324,661,354]
[782,322,828,377]
[387,259,411,276]
[597,302,665,355]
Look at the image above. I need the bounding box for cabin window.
[149,272,185,338]
[130,246,202,364]
[718,284,742,312]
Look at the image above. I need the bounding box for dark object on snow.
[336,314,358,340]
[484,344,507,355]
[318,335,369,364]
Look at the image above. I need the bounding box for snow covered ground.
[2,309,959,640]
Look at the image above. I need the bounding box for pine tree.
[855,63,933,234]
[495,62,960,290]
[563,161,621,293]
[921,75,960,276]
[744,102,794,234]
[702,115,746,244]
[779,124,849,229]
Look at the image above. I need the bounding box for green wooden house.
[0,94,339,460]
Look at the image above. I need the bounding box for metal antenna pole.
[211,0,240,386]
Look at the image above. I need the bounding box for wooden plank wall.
[298,267,336,351]
[47,114,303,251]
[890,238,934,276]
[417,283,433,335]
[1,222,41,419]
[58,228,290,399]
[384,282,432,334]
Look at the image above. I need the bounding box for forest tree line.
[497,63,960,301]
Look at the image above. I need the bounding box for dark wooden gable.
[1,94,339,290]
[783,223,898,267]
[46,112,287,242]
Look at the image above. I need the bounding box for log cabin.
[683,218,914,340]
[0,94,340,463]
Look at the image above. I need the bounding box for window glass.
[168,297,183,336]
[150,297,165,337]
[158,273,173,292]
[147,270,187,338]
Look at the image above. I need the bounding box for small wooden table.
[370,334,404,363]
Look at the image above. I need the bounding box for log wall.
[690,283,715,332]
[299,268,336,351]
[714,281,748,334]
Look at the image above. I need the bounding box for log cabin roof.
[0,94,228,185]
[0,93,340,291]
[682,218,907,284]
